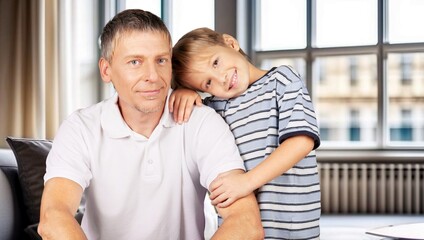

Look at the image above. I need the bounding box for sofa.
[0,147,33,240]
[0,137,83,240]
[0,137,55,240]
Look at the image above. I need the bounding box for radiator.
[319,163,424,214]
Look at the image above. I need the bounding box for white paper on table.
[366,222,424,239]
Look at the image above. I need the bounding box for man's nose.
[144,62,159,82]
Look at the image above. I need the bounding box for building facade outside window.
[252,0,424,150]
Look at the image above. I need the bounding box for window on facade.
[314,55,377,146]
[388,52,424,146]
[390,109,413,141]
[400,54,413,85]
[349,109,361,141]
[252,0,424,149]
[349,57,358,86]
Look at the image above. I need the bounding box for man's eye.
[158,58,168,64]
[130,60,140,65]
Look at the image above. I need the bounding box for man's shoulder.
[190,104,220,120]
[67,100,104,120]
[181,104,226,129]
[61,97,112,129]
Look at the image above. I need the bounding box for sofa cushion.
[6,137,52,225]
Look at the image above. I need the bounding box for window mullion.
[377,0,387,148]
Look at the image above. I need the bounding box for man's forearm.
[39,178,86,240]
[38,208,87,240]
[212,194,264,240]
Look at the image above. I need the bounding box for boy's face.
[100,30,172,114]
[183,45,251,99]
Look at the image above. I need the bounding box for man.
[37,9,263,240]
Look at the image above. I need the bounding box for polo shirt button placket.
[143,143,154,175]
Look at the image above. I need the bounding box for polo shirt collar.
[101,90,177,139]
[161,89,178,128]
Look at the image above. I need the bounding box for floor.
[203,197,424,239]
[320,214,424,240]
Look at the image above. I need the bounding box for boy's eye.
[213,59,219,68]
[205,79,212,89]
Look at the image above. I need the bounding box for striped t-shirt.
[206,65,321,239]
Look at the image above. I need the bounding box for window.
[390,109,413,141]
[315,0,377,47]
[349,109,361,141]
[388,0,424,44]
[400,54,413,85]
[387,52,424,145]
[349,57,358,86]
[257,0,306,50]
[252,0,424,149]
[167,0,214,43]
[121,0,161,16]
[62,0,101,117]
[314,55,377,146]
[118,0,214,45]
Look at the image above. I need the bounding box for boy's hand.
[169,89,203,124]
[209,171,253,208]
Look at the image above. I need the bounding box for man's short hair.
[100,9,172,62]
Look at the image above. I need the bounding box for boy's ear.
[99,58,112,83]
[223,34,240,51]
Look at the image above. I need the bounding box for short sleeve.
[276,66,320,149]
[44,112,92,189]
[185,106,245,190]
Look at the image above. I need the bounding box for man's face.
[101,30,172,114]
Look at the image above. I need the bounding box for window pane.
[257,0,306,50]
[124,0,161,17]
[316,0,377,47]
[388,0,424,43]
[314,55,377,146]
[73,0,100,111]
[387,53,424,146]
[171,0,214,44]
[260,58,306,80]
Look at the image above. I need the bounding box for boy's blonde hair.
[172,27,247,89]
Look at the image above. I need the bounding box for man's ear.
[222,34,240,51]
[99,58,112,83]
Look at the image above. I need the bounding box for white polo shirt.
[44,91,245,240]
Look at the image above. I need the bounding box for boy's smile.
[228,69,238,90]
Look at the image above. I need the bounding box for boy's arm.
[211,170,264,240]
[169,88,203,124]
[210,135,314,207]
[38,177,87,240]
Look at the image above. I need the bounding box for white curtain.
[0,0,60,148]
[0,0,105,148]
